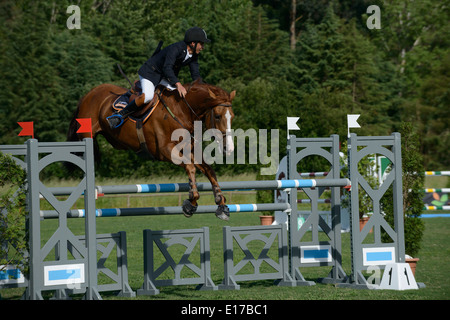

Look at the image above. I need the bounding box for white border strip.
[300,245,332,263]
[44,263,85,287]
[363,247,396,266]
[0,265,25,285]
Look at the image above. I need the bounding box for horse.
[67,79,236,220]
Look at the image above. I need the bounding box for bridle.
[182,95,232,137]
[157,90,232,140]
[208,103,233,139]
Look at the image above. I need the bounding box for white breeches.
[139,75,155,104]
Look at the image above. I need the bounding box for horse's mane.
[188,80,229,105]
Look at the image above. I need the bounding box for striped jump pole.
[297,198,331,204]
[298,172,329,177]
[423,188,450,193]
[423,205,450,211]
[48,178,351,196]
[421,213,450,218]
[424,171,450,176]
[40,202,291,219]
[93,178,351,194]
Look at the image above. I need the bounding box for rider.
[107,27,211,129]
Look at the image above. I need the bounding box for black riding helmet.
[184,27,211,44]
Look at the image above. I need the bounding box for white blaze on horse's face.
[224,110,234,156]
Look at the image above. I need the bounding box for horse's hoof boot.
[215,204,230,221]
[182,199,197,218]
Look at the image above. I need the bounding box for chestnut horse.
[67,80,236,220]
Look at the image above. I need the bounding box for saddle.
[112,81,162,124]
[111,81,167,159]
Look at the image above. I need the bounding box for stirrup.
[107,114,125,129]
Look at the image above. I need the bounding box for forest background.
[0,0,448,179]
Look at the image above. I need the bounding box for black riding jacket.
[138,41,201,86]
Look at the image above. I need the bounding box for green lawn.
[2,212,448,300]
[1,174,449,300]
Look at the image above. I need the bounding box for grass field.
[1,214,449,301]
[1,174,449,301]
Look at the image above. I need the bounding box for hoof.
[182,199,197,218]
[215,204,230,221]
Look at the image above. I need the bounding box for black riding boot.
[107,99,139,129]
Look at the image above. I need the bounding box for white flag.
[287,117,300,140]
[287,117,300,130]
[347,114,361,137]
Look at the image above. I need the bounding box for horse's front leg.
[195,162,230,221]
[181,163,199,218]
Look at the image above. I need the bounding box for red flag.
[76,118,92,138]
[17,122,34,139]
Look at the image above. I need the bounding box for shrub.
[381,122,425,257]
[0,152,28,274]
[256,171,275,216]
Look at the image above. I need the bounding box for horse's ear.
[208,88,217,99]
[230,90,236,101]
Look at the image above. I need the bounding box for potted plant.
[381,122,425,276]
[256,172,275,225]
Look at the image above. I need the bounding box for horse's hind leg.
[162,140,199,217]
[181,163,199,218]
[196,163,230,221]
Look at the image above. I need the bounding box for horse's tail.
[66,96,101,172]
[67,98,82,143]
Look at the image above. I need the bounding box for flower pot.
[406,257,420,276]
[359,216,373,233]
[260,215,274,225]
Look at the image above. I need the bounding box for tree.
[290,0,297,50]
[0,0,448,177]
[418,53,450,169]
[293,5,391,139]
[0,152,28,275]
[83,1,150,75]
[0,1,61,143]
[381,122,425,257]
[369,0,450,169]
[49,31,115,119]
[198,3,292,84]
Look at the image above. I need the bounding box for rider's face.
[196,42,205,54]
[188,42,205,55]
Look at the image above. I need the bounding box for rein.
[156,91,195,140]
[157,90,232,139]
[182,96,201,120]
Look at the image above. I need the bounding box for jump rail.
[424,171,450,176]
[40,203,291,219]
[48,178,351,196]
[40,178,350,219]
